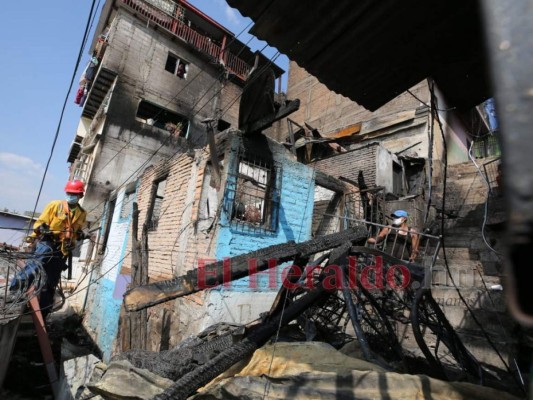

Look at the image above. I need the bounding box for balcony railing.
[121,0,251,80]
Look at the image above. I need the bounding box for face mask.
[66,194,79,205]
[392,218,404,227]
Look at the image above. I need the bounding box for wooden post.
[128,202,148,350]
[28,291,59,398]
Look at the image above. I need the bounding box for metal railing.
[313,213,441,269]
[482,157,501,196]
[121,0,251,80]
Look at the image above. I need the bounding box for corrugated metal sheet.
[227,0,490,111]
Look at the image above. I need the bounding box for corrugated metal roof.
[227,0,490,111]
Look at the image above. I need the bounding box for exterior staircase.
[429,157,520,369]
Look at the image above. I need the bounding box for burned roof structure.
[228,0,533,331]
[227,0,491,112]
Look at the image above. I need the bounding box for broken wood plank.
[123,226,368,312]
[359,110,416,135]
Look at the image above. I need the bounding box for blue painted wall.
[215,135,315,292]
[86,188,135,362]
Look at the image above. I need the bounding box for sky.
[0,0,288,215]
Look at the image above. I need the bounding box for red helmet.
[64,180,85,194]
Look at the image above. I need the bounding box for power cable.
[406,88,456,112]
[90,21,254,178]
[26,0,99,236]
[429,82,524,392]
[80,23,258,219]
[83,45,283,228]
[70,49,287,307]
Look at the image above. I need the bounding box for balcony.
[120,0,252,80]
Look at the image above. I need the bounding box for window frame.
[165,53,189,79]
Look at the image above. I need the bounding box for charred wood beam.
[244,99,300,134]
[202,118,221,190]
[314,192,343,236]
[129,203,149,351]
[154,244,359,400]
[123,226,368,312]
[153,263,342,400]
[314,169,350,193]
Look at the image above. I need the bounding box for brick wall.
[285,62,429,139]
[311,143,379,187]
[199,134,316,332]
[127,149,216,281]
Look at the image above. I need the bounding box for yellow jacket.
[31,200,87,256]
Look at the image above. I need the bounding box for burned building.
[66,0,283,225]
[80,128,362,361]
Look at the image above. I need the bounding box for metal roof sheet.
[227,0,491,111]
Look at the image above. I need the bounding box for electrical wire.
[83,45,284,231]
[429,82,525,392]
[406,88,456,112]
[80,23,259,220]
[89,21,255,179]
[26,0,99,237]
[68,50,288,313]
[467,141,501,255]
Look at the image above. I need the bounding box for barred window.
[228,156,280,232]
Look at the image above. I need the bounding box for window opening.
[165,53,188,78]
[217,119,231,132]
[136,100,189,133]
[148,178,167,231]
[472,134,501,159]
[392,161,403,196]
[229,156,280,232]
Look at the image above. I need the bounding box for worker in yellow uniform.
[10,180,88,318]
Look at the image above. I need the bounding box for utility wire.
[26,0,99,236]
[429,82,524,392]
[81,22,258,219]
[62,49,286,294]
[83,45,282,226]
[90,21,254,179]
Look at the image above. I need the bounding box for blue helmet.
[391,210,409,218]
